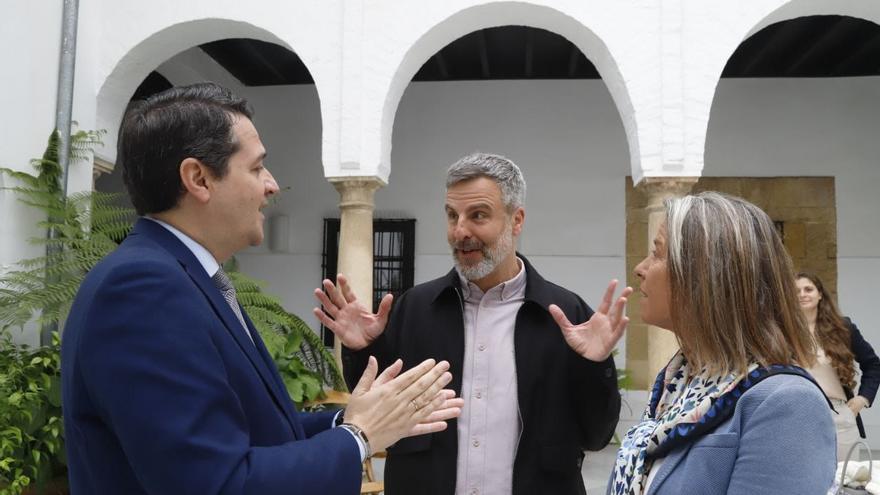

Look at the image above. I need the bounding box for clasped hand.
[344,357,464,453]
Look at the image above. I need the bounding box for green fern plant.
[0,129,118,331]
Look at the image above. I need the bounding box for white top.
[644,456,666,493]
[806,346,847,402]
[454,258,526,495]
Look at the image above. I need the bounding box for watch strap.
[339,423,372,458]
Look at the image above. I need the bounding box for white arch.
[372,1,640,182]
[698,0,880,171]
[745,0,880,39]
[95,18,324,165]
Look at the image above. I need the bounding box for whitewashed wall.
[238,76,879,442]
[96,76,632,363]
[106,73,880,411]
[0,3,62,284]
[380,79,630,348]
[5,0,880,445]
[706,76,880,444]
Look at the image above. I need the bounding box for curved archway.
[95,18,322,164]
[375,1,639,181]
[95,18,333,329]
[702,7,880,442]
[700,0,880,168]
[744,1,880,40]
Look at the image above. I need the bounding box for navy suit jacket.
[843,317,880,437]
[61,218,361,494]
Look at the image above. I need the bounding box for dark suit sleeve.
[299,409,339,438]
[567,295,621,451]
[77,261,360,495]
[848,317,880,404]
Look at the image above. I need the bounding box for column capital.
[92,157,114,182]
[637,176,699,210]
[329,176,386,211]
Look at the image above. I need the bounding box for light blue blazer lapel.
[646,444,693,495]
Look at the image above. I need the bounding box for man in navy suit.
[61,82,463,494]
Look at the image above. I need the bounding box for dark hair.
[118,82,253,215]
[796,271,856,389]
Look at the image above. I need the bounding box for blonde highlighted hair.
[665,192,815,375]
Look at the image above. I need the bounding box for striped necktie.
[211,268,255,344]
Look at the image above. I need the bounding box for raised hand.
[313,274,393,350]
[344,357,463,453]
[549,279,633,362]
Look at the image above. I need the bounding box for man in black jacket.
[315,152,631,494]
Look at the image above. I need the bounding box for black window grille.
[320,218,416,346]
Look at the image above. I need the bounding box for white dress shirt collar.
[143,216,220,277]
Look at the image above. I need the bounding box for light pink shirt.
[454,259,526,495]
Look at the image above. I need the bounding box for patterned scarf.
[610,353,813,495]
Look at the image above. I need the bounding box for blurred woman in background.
[796,271,880,459]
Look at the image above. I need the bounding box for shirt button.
[478,344,486,351]
[470,490,478,495]
[475,391,482,399]
[473,439,480,447]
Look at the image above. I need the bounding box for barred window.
[321,218,416,346]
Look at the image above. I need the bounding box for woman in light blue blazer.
[609,192,836,495]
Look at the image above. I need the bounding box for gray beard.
[451,223,514,282]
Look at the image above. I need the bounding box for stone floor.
[581,445,618,493]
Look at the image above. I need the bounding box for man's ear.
[512,206,525,236]
[179,158,211,204]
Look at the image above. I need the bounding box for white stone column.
[329,176,385,370]
[638,177,697,378]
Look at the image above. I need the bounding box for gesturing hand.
[313,274,393,350]
[344,357,463,453]
[549,279,633,362]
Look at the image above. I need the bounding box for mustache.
[451,239,485,251]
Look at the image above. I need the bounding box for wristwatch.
[339,423,372,458]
